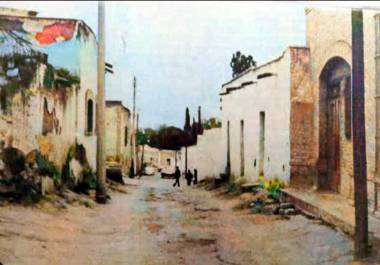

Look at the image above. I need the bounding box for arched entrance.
[318,57,351,192]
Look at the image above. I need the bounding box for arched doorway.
[318,57,351,192]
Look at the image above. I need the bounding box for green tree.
[203,117,222,130]
[230,51,257,77]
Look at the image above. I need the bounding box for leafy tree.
[137,130,148,146]
[203,117,222,130]
[230,51,257,77]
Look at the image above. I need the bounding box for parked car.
[160,164,175,179]
[144,165,157,176]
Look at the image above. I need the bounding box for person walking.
[193,168,198,185]
[186,169,193,186]
[173,166,181,187]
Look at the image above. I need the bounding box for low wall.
[180,128,225,180]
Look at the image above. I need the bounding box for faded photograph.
[0,1,379,264]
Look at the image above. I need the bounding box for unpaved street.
[0,175,359,264]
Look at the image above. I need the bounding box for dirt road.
[0,174,360,264]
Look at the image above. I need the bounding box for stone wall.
[105,102,132,175]
[289,47,314,187]
[306,7,377,200]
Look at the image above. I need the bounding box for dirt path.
[0,174,361,264]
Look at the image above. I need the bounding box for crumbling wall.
[306,8,376,200]
[289,47,314,187]
[0,14,98,172]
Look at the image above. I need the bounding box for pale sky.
[1,1,380,129]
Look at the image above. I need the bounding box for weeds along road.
[0,174,357,265]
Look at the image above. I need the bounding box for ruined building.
[0,8,98,171]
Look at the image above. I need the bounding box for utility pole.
[352,9,368,258]
[131,76,137,176]
[96,1,106,197]
[136,112,139,175]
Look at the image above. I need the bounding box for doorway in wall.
[240,120,245,176]
[259,112,265,176]
[318,57,351,192]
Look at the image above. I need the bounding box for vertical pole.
[96,1,106,189]
[352,9,368,258]
[226,120,231,180]
[131,76,136,176]
[185,146,188,174]
[374,13,380,212]
[141,144,145,173]
[240,120,245,177]
[135,112,139,174]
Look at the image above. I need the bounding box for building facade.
[306,7,378,201]
[0,9,98,170]
[220,47,313,184]
[105,100,132,176]
[140,145,179,173]
[217,7,380,204]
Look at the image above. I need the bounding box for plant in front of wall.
[80,167,97,190]
[226,181,243,196]
[61,143,89,189]
[34,151,61,187]
[257,176,287,202]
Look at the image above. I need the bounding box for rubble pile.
[236,178,300,217]
[0,146,52,203]
[0,140,100,204]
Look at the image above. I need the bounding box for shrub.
[226,182,242,196]
[258,176,287,202]
[34,151,60,186]
[81,167,97,190]
[2,147,26,175]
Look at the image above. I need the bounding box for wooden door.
[326,97,340,192]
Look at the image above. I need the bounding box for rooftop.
[106,100,131,114]
[0,7,37,17]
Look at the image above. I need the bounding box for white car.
[144,166,156,176]
[160,165,176,178]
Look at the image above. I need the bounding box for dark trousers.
[173,178,180,187]
[186,178,192,186]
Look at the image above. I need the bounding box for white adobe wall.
[179,128,224,180]
[220,49,292,183]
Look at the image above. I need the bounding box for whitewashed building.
[220,47,313,185]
